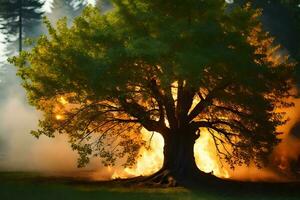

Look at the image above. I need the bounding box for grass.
[0,171,299,200]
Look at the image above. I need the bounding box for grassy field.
[0,172,299,200]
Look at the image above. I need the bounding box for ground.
[0,172,299,200]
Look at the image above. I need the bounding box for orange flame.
[58,97,68,105]
[55,114,64,120]
[54,92,230,179]
[195,130,230,178]
[112,128,229,179]
[111,129,164,179]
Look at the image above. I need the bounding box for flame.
[111,129,164,179]
[112,128,229,179]
[54,95,230,179]
[54,96,70,120]
[195,130,230,178]
[55,114,64,120]
[58,97,68,105]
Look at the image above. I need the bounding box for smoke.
[0,75,77,171]
[0,1,125,178]
[271,96,300,177]
[0,77,128,180]
[226,93,300,182]
[0,0,115,179]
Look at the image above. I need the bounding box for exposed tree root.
[111,168,227,188]
[113,169,176,187]
[139,169,177,187]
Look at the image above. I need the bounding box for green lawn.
[0,172,299,200]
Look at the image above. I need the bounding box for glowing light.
[125,131,164,176]
[195,130,230,178]
[55,114,64,120]
[114,82,230,179]
[112,129,164,179]
[58,97,68,105]
[111,128,229,179]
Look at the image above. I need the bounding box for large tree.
[11,0,295,185]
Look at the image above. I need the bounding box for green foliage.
[10,0,296,169]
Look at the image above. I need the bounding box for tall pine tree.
[0,0,44,52]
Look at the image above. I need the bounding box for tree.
[0,0,44,52]
[10,0,295,185]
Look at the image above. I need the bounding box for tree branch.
[188,81,231,122]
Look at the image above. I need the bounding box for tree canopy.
[10,0,295,177]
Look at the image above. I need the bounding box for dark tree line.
[0,0,94,113]
[0,0,91,53]
[0,0,44,52]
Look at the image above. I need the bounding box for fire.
[123,130,164,176]
[55,114,64,120]
[55,95,230,179]
[112,128,229,179]
[58,97,68,105]
[194,130,230,178]
[119,98,300,181]
[111,129,164,179]
[54,96,70,120]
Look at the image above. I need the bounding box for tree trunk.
[163,129,199,180]
[144,128,218,186]
[18,0,22,53]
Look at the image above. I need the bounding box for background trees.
[0,0,91,96]
[0,0,45,52]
